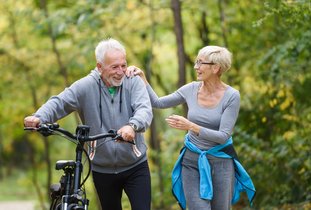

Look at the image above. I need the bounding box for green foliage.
[236,1,311,207]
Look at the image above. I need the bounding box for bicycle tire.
[67,203,84,210]
[50,197,62,210]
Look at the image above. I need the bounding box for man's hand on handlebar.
[24,116,40,128]
[117,125,135,144]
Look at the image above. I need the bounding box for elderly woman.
[127,46,255,210]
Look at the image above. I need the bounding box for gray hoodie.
[34,69,153,173]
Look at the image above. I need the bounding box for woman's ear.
[213,64,221,74]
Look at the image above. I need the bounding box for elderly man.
[24,38,153,210]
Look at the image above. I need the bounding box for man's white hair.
[95,38,126,64]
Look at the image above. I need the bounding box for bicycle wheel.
[50,182,63,210]
[50,197,62,210]
[67,203,85,210]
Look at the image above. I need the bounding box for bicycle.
[24,123,134,210]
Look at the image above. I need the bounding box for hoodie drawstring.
[99,78,103,128]
[119,84,123,113]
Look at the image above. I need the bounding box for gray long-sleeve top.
[146,81,240,150]
[34,69,153,173]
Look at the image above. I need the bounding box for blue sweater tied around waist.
[172,135,256,209]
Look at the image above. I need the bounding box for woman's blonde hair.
[198,46,232,74]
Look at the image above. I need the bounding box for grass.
[0,169,36,201]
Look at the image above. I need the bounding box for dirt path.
[0,200,35,210]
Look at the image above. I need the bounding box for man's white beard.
[108,76,124,87]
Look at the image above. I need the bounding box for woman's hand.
[126,66,148,85]
[165,114,200,134]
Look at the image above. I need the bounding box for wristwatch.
[129,123,139,132]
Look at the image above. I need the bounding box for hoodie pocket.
[91,139,117,168]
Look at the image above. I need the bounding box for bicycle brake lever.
[117,135,135,145]
[36,123,55,136]
[108,129,117,135]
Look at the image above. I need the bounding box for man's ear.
[96,63,102,69]
[97,63,103,74]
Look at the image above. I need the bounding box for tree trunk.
[171,0,186,88]
[217,0,229,48]
[40,0,69,87]
[199,11,210,46]
[171,0,187,114]
[146,1,165,208]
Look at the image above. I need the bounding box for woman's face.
[99,50,127,87]
[194,55,216,81]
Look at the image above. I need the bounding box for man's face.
[99,50,127,87]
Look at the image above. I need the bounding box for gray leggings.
[181,149,234,210]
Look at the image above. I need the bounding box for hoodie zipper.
[98,75,125,173]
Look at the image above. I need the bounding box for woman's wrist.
[189,122,200,135]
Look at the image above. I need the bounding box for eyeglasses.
[194,60,215,67]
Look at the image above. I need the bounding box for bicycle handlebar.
[24,123,135,145]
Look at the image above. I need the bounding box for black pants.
[92,161,151,210]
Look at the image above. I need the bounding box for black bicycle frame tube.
[73,142,84,194]
[64,169,73,195]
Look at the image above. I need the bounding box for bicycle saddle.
[56,160,75,170]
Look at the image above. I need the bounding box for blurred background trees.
[0,0,310,209]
